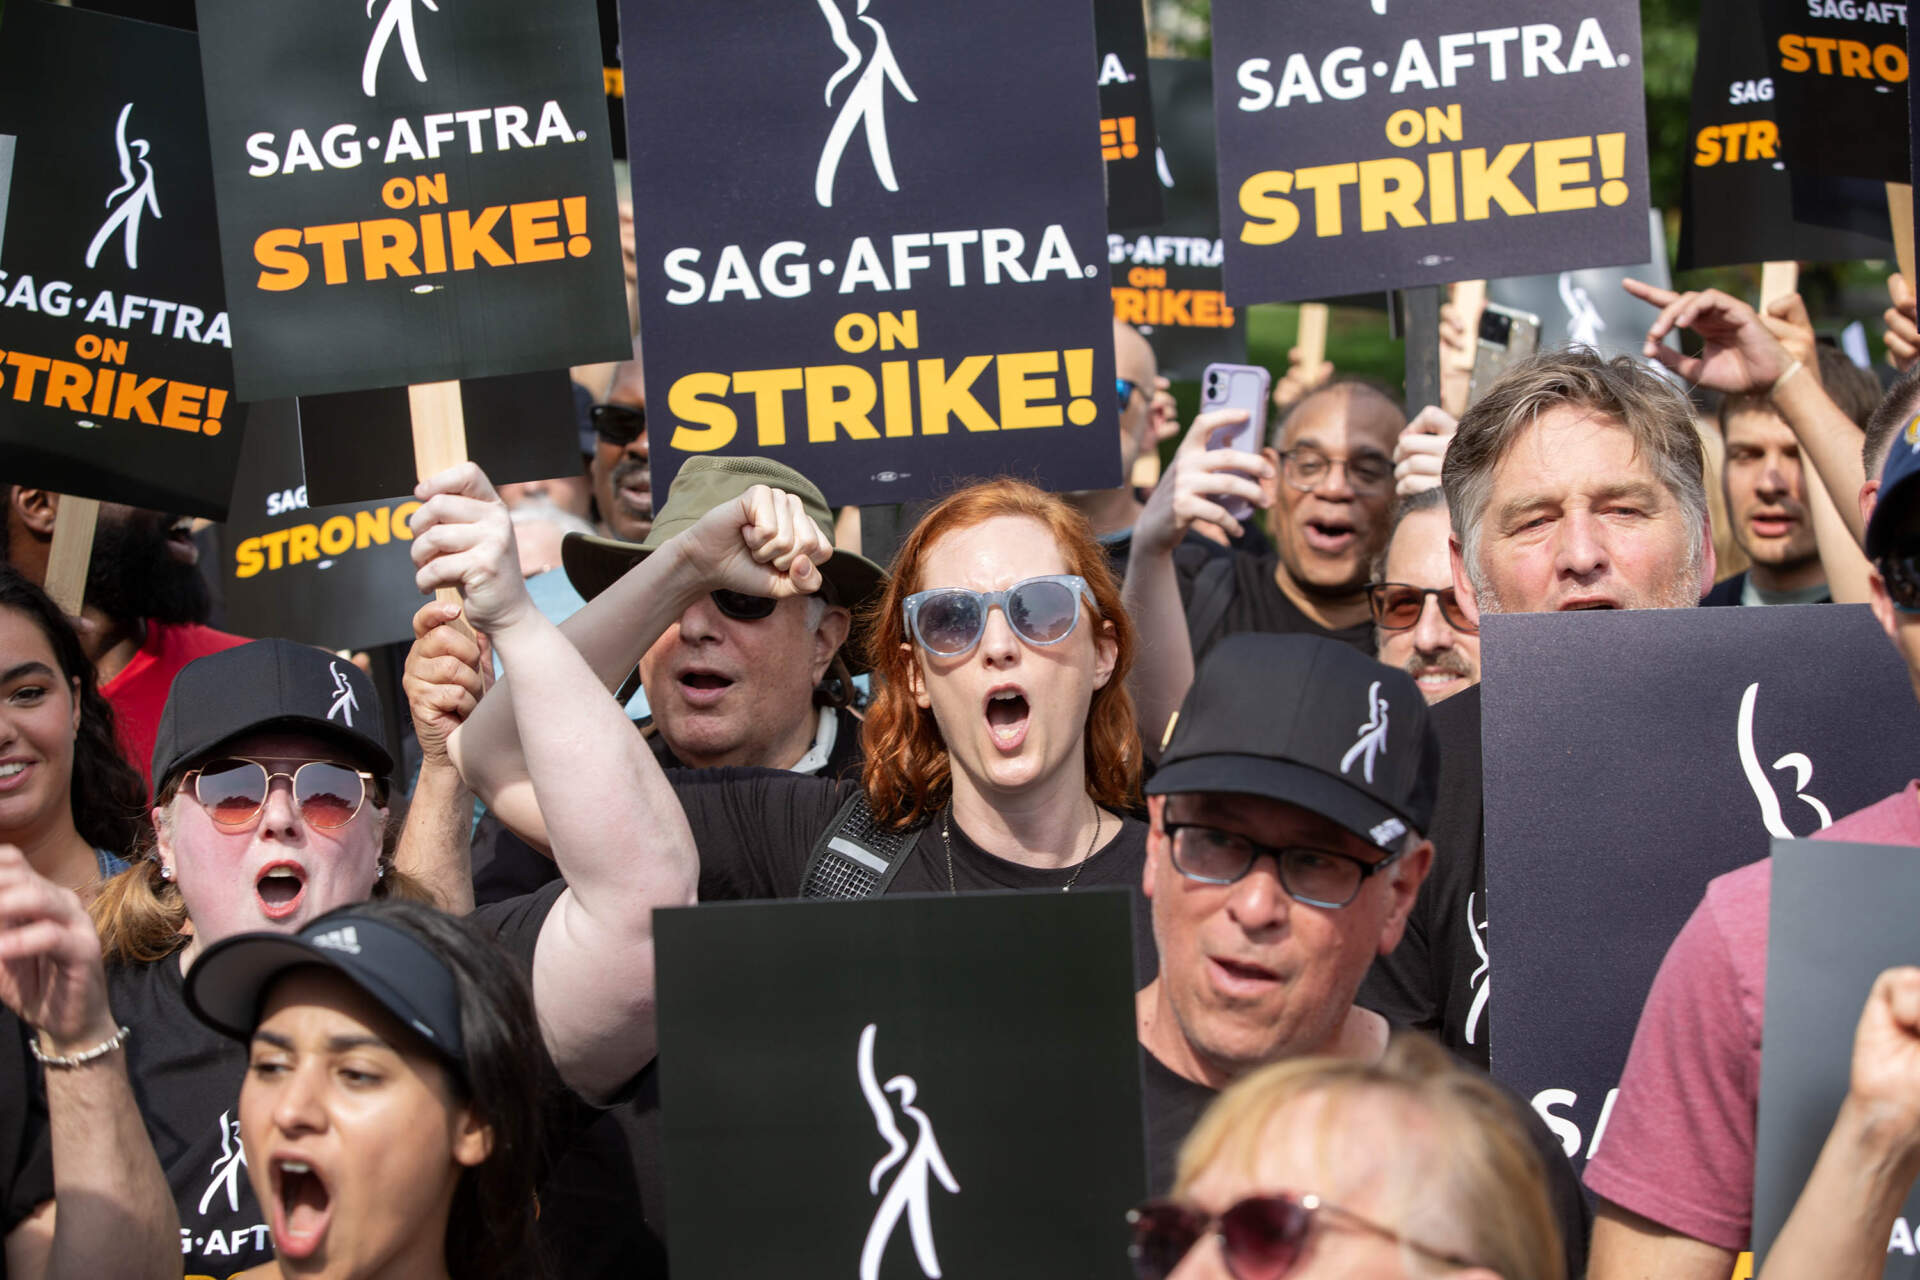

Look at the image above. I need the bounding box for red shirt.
[100,621,249,786]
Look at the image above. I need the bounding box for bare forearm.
[392,758,475,915]
[44,1053,182,1280]
[1807,459,1874,604]
[1776,373,1870,546]
[1124,545,1195,760]
[1760,1096,1920,1280]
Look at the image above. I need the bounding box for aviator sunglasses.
[1127,1191,1479,1280]
[1365,582,1478,633]
[183,757,382,831]
[902,574,1098,657]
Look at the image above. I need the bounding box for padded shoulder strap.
[800,791,926,899]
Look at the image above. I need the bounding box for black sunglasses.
[590,402,646,447]
[1128,1191,1478,1280]
[709,589,777,621]
[1880,554,1920,615]
[1366,582,1477,633]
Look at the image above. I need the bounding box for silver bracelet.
[29,1025,131,1070]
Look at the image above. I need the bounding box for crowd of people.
[5,265,1920,1280]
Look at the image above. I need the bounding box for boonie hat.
[563,456,887,666]
[185,908,466,1081]
[150,638,392,802]
[1146,634,1438,852]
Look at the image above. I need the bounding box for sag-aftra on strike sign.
[624,0,1119,506]
[194,0,631,401]
[1211,0,1652,303]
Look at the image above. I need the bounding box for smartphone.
[1199,362,1271,523]
[1467,302,1541,406]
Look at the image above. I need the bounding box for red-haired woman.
[444,463,1152,963]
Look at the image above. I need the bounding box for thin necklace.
[944,803,1102,894]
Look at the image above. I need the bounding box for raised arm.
[1759,967,1920,1280]
[390,599,488,914]
[1124,408,1269,757]
[414,464,830,1098]
[0,846,180,1280]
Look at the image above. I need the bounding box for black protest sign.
[624,0,1119,507]
[1481,606,1920,1175]
[297,369,580,505]
[193,0,631,401]
[1755,839,1920,1273]
[598,0,626,162]
[1097,0,1163,232]
[1210,0,1651,305]
[1681,0,1897,269]
[222,400,423,652]
[656,891,1144,1277]
[0,3,247,518]
[1761,0,1909,185]
[1111,60,1247,381]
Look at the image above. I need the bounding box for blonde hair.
[1175,1034,1564,1280]
[90,784,429,967]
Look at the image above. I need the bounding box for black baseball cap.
[185,908,466,1081]
[1146,634,1439,852]
[150,639,392,802]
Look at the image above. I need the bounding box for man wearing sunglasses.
[1584,370,1920,1280]
[1134,634,1590,1278]
[1366,489,1479,704]
[587,343,655,544]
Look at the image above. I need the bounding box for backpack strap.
[800,791,927,899]
[1183,551,1238,658]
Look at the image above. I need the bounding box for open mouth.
[1749,513,1796,538]
[164,517,200,567]
[1301,517,1356,554]
[255,864,307,921]
[0,761,28,786]
[985,688,1031,752]
[1559,599,1617,611]
[677,671,734,708]
[271,1158,333,1260]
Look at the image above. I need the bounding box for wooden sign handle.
[408,380,473,626]
[1295,302,1330,374]
[1759,261,1799,312]
[43,495,99,619]
[1889,183,1915,291]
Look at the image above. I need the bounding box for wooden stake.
[408,380,472,620]
[1295,302,1330,374]
[1759,261,1799,312]
[1889,182,1915,289]
[43,495,99,618]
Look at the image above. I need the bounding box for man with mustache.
[1704,344,1880,607]
[1367,489,1479,704]
[1,488,245,783]
[589,339,653,545]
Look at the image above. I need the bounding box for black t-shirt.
[1137,1036,1591,1280]
[0,1012,52,1277]
[1357,683,1487,1069]
[498,771,1158,1278]
[108,954,269,1277]
[1173,544,1375,661]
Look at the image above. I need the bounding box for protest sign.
[1761,0,1910,186]
[597,0,626,161]
[296,369,580,505]
[221,399,423,652]
[1480,606,1920,1176]
[1210,0,1651,304]
[1486,211,1676,363]
[1682,0,1896,269]
[656,890,1144,1277]
[1111,59,1247,380]
[1753,838,1920,1273]
[623,0,1119,507]
[1097,0,1163,232]
[0,2,247,518]
[193,0,631,402]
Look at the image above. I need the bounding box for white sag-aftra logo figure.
[363,0,438,99]
[84,103,159,272]
[1339,680,1390,784]
[857,1024,959,1280]
[815,0,917,209]
[1736,682,1833,838]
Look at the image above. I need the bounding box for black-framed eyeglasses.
[1276,446,1392,494]
[902,574,1098,657]
[1366,582,1477,633]
[1879,554,1920,615]
[1162,822,1403,909]
[1127,1191,1479,1280]
[590,402,646,447]
[183,757,381,831]
[1117,378,1142,412]
[708,589,778,621]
